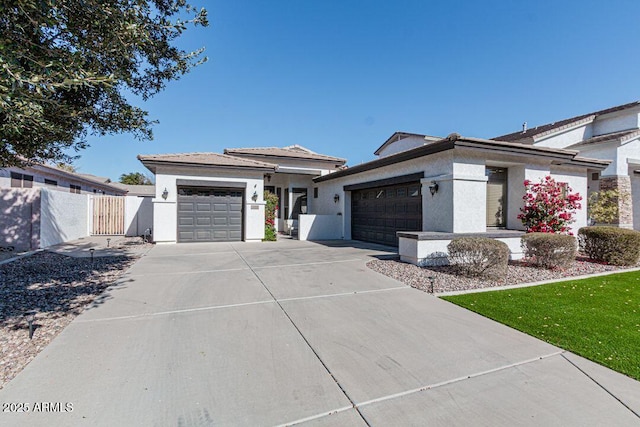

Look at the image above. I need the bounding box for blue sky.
[77,0,640,180]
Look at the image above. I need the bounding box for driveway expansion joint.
[231,246,373,426]
[560,353,640,419]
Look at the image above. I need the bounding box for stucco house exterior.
[137,146,346,244]
[493,101,640,230]
[137,100,640,263]
[0,163,127,195]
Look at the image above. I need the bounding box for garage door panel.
[212,217,227,226]
[179,217,195,226]
[213,203,229,211]
[196,217,212,226]
[178,231,195,240]
[351,182,422,247]
[178,202,195,212]
[229,203,242,212]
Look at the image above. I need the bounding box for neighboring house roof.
[110,183,156,196]
[314,133,610,183]
[21,163,127,194]
[493,101,640,143]
[567,129,640,149]
[137,152,278,173]
[78,173,112,184]
[373,132,442,156]
[224,145,346,164]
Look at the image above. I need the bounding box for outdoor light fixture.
[25,310,37,339]
[106,238,111,248]
[428,182,439,196]
[89,248,95,263]
[427,276,435,294]
[252,191,258,202]
[265,173,272,183]
[162,188,169,200]
[334,194,340,203]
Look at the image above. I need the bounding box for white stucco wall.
[0,188,40,250]
[377,136,428,157]
[550,166,589,233]
[124,196,153,237]
[298,214,343,240]
[398,236,523,266]
[533,124,593,149]
[152,166,265,243]
[593,111,640,136]
[40,188,89,247]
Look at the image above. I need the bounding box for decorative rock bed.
[367,256,638,294]
[0,251,137,388]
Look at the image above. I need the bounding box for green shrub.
[521,233,576,269]
[578,226,640,266]
[447,237,509,278]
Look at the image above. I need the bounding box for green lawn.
[442,270,640,381]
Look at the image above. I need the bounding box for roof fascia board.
[140,160,276,173]
[531,116,595,143]
[226,151,346,164]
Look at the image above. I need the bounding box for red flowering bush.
[518,176,582,235]
[264,191,279,241]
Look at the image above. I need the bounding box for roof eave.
[30,164,126,194]
[138,159,277,173]
[225,151,346,165]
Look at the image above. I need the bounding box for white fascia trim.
[421,174,488,183]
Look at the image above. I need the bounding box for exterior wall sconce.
[252,191,258,202]
[334,194,340,203]
[428,182,439,196]
[162,188,169,200]
[265,173,272,183]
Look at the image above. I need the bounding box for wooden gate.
[92,196,125,235]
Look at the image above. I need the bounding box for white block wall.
[40,188,89,247]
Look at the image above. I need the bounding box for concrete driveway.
[1,239,639,426]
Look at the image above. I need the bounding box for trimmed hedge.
[447,237,509,278]
[521,233,577,269]
[578,226,640,266]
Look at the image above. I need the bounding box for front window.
[486,167,507,227]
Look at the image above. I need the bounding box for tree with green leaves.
[1,1,208,167]
[119,172,153,185]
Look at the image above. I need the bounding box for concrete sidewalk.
[0,239,638,426]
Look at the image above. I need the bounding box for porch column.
[600,175,634,229]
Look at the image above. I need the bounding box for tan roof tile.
[137,152,277,169]
[224,145,346,163]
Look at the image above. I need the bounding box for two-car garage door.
[177,187,243,242]
[351,180,422,246]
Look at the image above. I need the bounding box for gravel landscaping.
[0,251,137,389]
[367,256,639,294]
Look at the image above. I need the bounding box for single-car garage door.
[177,187,243,242]
[351,182,422,246]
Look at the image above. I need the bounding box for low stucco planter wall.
[298,214,343,240]
[398,230,525,266]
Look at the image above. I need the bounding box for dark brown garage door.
[177,187,243,242]
[351,182,422,246]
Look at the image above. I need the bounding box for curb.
[0,249,44,266]
[437,265,640,297]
